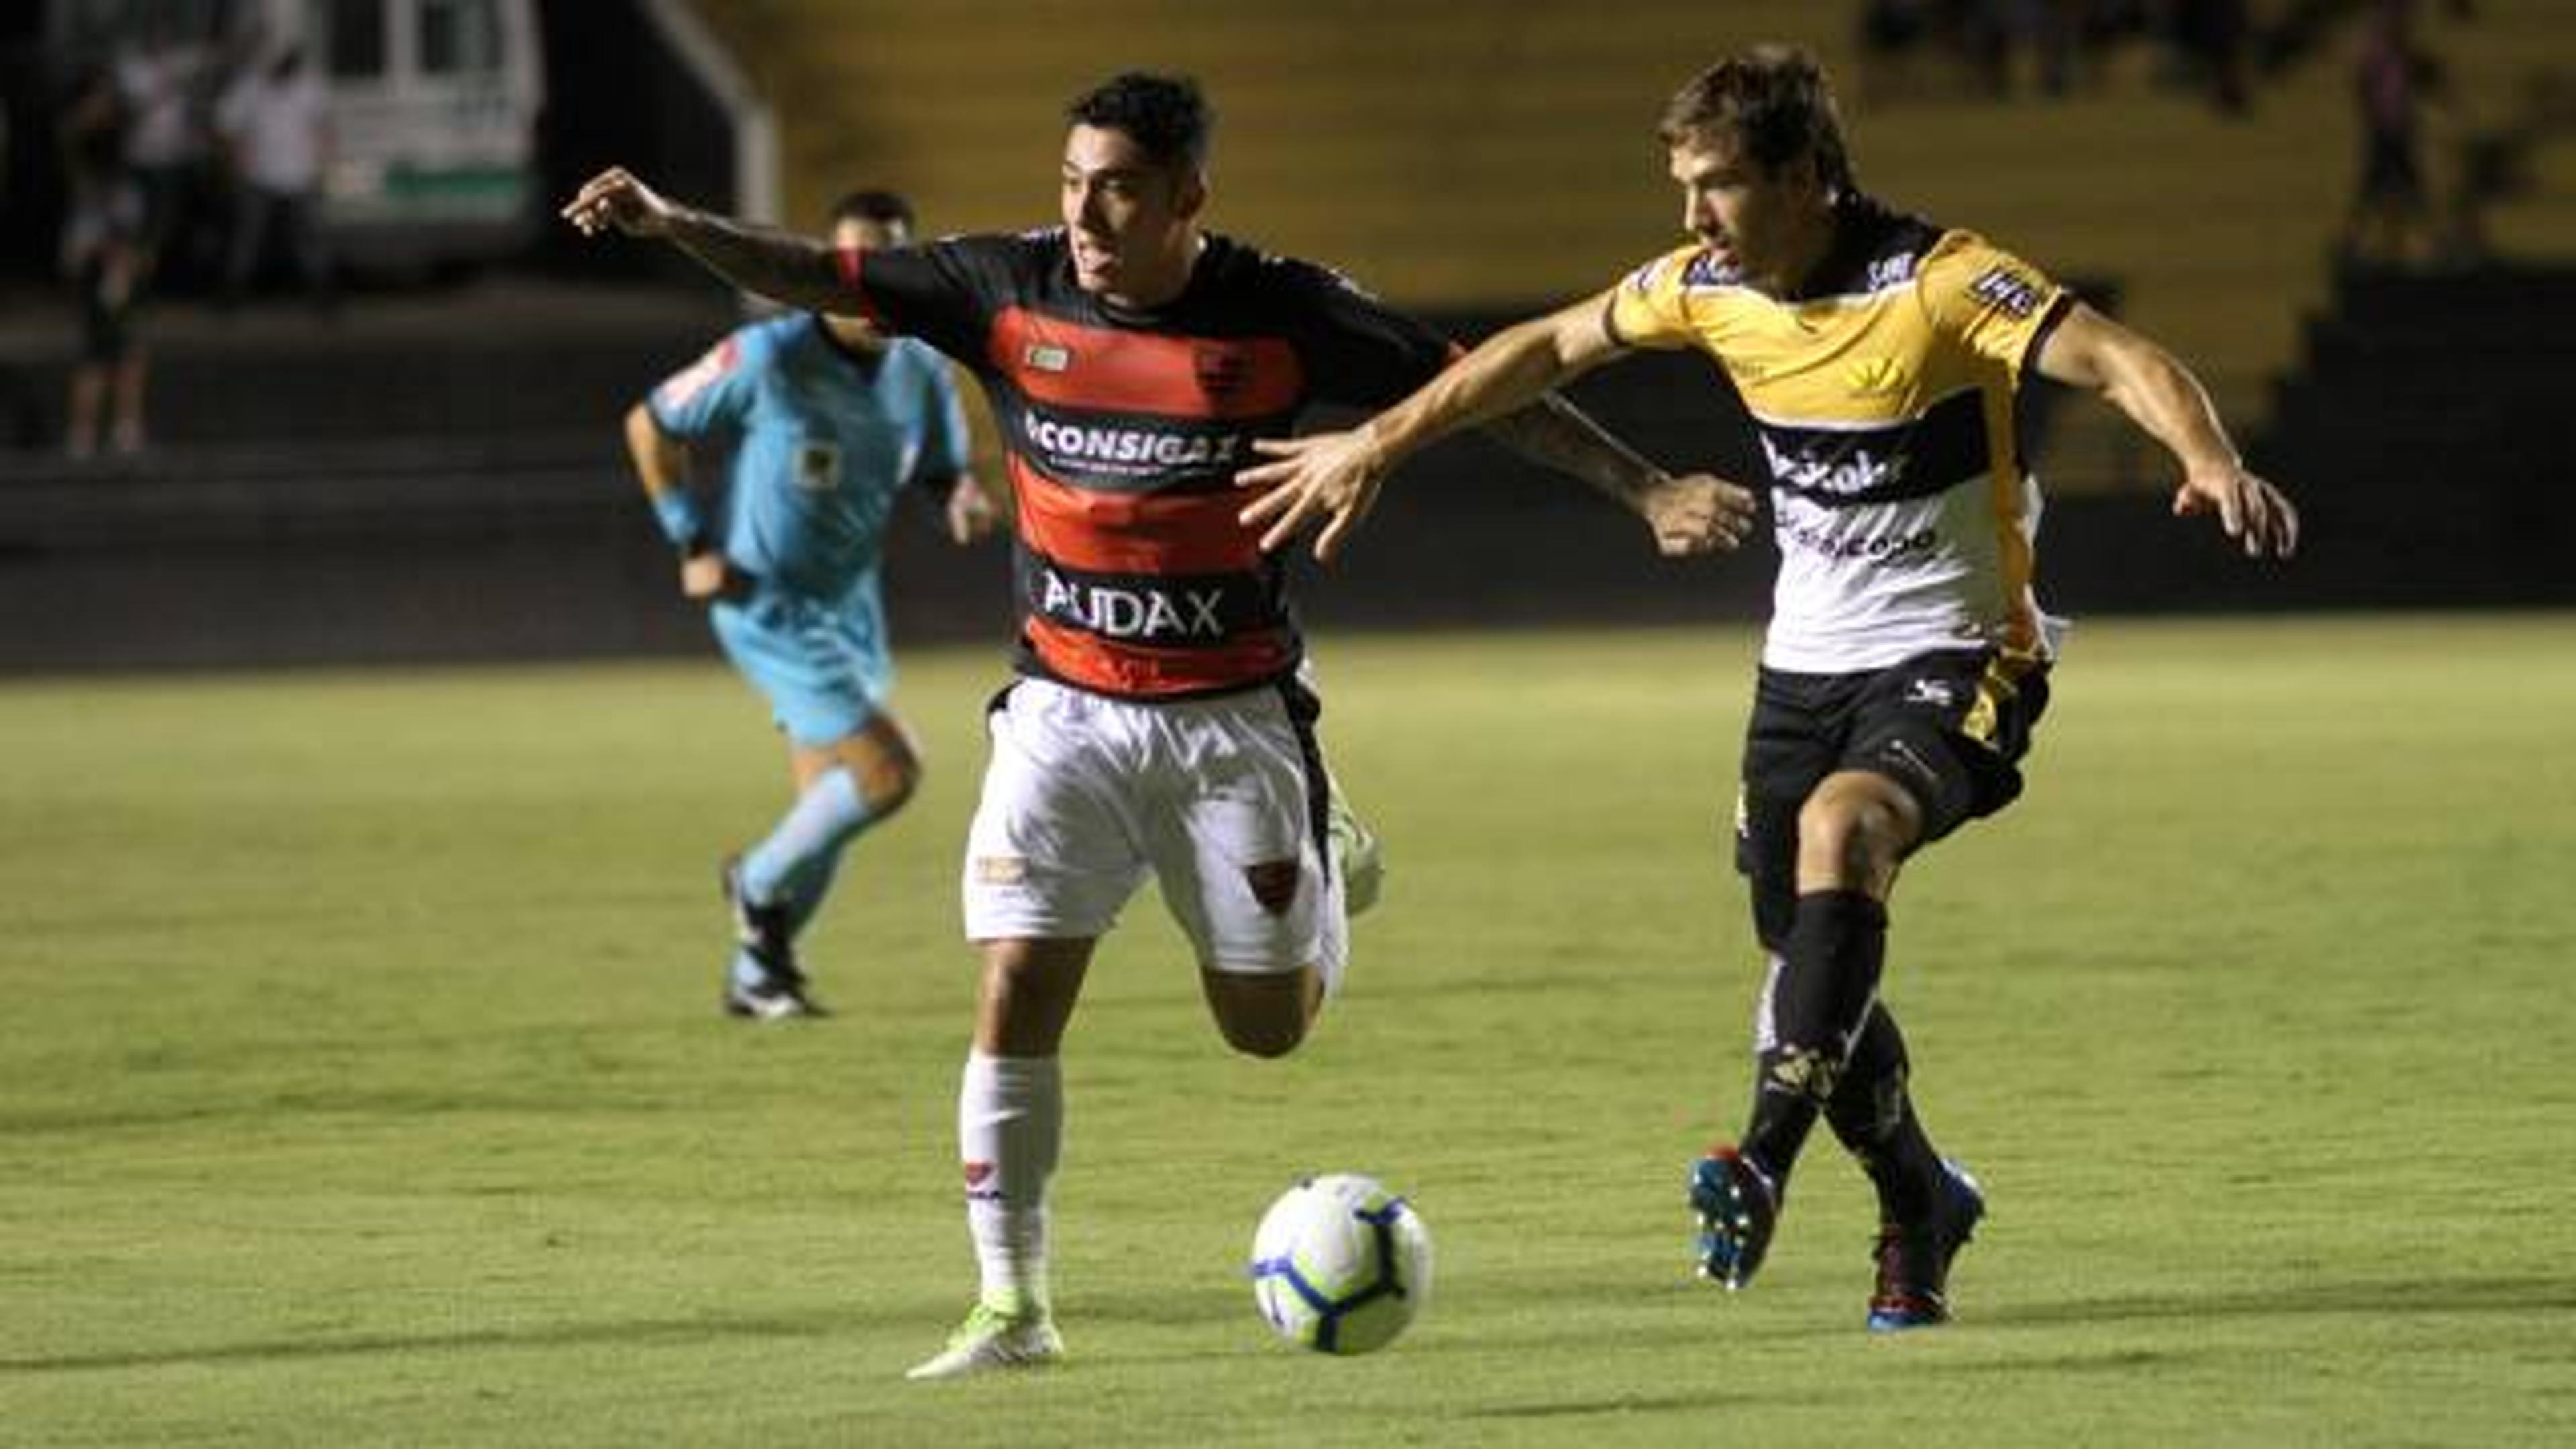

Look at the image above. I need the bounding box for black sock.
[1825,1004,1945,1225]
[1740,890,1888,1185]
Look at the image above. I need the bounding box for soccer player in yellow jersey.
[1242,45,2296,1332]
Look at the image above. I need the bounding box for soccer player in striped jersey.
[624,189,1000,1020]
[1242,46,2298,1332]
[568,72,1757,1376]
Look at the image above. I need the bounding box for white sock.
[958,1049,1062,1313]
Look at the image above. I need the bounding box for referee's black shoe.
[720,859,826,1020]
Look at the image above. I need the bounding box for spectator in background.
[215,42,332,311]
[114,19,215,287]
[2343,0,2446,263]
[58,64,149,458]
[2166,0,2253,113]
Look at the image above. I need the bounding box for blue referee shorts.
[709,580,892,749]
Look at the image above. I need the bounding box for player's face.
[1668,133,1827,294]
[824,214,907,344]
[1061,123,1203,307]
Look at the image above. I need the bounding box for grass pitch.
[4,616,2573,1446]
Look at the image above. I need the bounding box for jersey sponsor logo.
[1022,413,1248,476]
[1754,389,1990,506]
[1024,342,1072,372]
[656,336,739,410]
[1761,434,1910,498]
[1625,256,1672,297]
[1968,265,2047,319]
[1682,250,1742,289]
[1776,515,1939,564]
[1866,252,1918,292]
[1037,565,1229,641]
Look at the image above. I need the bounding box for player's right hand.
[678,550,728,600]
[563,167,676,239]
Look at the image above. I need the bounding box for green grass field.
[5,616,2573,1446]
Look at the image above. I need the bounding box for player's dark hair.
[1658,46,1855,193]
[828,189,914,234]
[1064,71,1214,174]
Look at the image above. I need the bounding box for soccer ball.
[1248,1173,1432,1355]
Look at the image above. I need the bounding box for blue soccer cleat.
[1690,1145,1781,1291]
[1866,1157,1985,1332]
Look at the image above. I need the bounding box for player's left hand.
[945,474,1002,544]
[1236,429,1389,563]
[1642,472,1761,557]
[2175,462,2299,559]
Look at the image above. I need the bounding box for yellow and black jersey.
[1605,196,2073,673]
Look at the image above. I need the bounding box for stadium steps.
[688,1,2570,495]
[2253,262,2576,606]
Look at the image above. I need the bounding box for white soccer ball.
[1248,1173,1432,1355]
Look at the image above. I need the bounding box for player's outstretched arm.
[1477,397,1758,559]
[564,167,849,315]
[1242,293,1751,561]
[2033,303,2300,559]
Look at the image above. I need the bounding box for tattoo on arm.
[667,207,849,313]
[1478,394,1668,511]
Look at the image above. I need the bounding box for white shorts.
[962,677,1347,977]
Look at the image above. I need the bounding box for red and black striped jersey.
[835,229,1450,700]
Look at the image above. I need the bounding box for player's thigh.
[1146,696,1336,979]
[961,681,1150,943]
[1737,669,1848,951]
[1843,649,2052,846]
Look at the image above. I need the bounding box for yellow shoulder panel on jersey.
[1605,243,1713,352]
[1915,230,2067,378]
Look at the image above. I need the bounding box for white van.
[55,0,545,271]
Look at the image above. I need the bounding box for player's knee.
[1796,778,1911,886]
[1218,1010,1309,1059]
[866,753,922,814]
[841,737,922,815]
[1205,969,1319,1059]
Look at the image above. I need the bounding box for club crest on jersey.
[1845,356,1910,395]
[1024,342,1073,373]
[1193,342,1254,401]
[1242,860,1301,916]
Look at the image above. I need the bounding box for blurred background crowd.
[0,0,2566,670]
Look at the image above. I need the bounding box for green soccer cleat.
[1325,782,1384,918]
[904,1299,1065,1381]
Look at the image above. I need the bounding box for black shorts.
[1733,647,2050,949]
